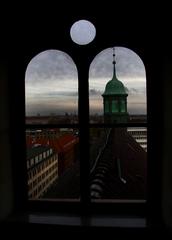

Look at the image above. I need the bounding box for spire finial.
[112,47,116,78]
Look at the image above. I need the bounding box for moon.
[70,20,96,45]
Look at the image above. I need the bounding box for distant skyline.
[25,48,146,116]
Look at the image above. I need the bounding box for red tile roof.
[26,134,79,153]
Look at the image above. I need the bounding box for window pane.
[90,127,147,200]
[89,47,147,123]
[105,100,109,113]
[120,100,126,113]
[112,100,118,113]
[26,128,80,200]
[25,50,78,124]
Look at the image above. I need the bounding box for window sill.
[29,214,146,228]
[7,212,146,228]
[4,213,169,236]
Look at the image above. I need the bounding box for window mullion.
[78,66,90,209]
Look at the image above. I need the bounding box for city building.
[26,114,78,124]
[26,129,79,198]
[27,145,58,199]
[127,127,147,152]
[26,129,61,144]
[90,128,147,199]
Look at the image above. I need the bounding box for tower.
[102,48,129,123]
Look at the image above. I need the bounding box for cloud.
[25,49,78,84]
[128,87,146,95]
[25,47,147,115]
[89,47,145,79]
[42,91,78,97]
[89,89,102,96]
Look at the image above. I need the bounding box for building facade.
[26,129,79,199]
[127,127,147,152]
[27,146,58,199]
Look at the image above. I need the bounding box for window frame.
[22,46,147,217]
[9,29,163,225]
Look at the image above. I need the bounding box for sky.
[25,47,146,116]
[25,50,78,116]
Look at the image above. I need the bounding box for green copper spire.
[112,47,116,78]
[102,48,127,96]
[102,47,129,123]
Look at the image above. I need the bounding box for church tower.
[102,48,129,123]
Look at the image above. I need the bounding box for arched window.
[89,47,147,201]
[25,50,80,200]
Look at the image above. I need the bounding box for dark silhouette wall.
[0,14,172,237]
[0,59,13,220]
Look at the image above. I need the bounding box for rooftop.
[27,145,52,159]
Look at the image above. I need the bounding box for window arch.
[25,50,80,200]
[89,47,147,201]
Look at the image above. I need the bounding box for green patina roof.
[102,75,127,96]
[103,49,127,96]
